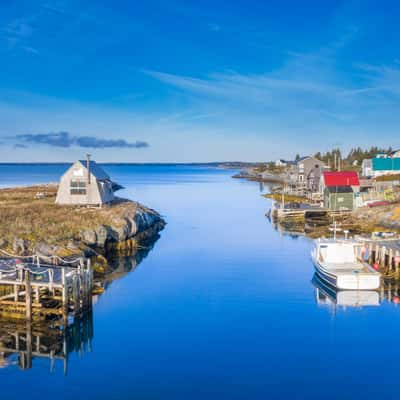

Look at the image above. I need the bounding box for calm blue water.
[0,164,399,399]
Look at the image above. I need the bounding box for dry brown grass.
[376,174,400,182]
[391,207,400,221]
[264,193,311,204]
[0,184,140,249]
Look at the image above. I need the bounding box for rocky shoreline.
[0,185,166,262]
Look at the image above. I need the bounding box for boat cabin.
[315,240,359,266]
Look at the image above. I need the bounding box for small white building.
[55,157,123,206]
[390,149,400,158]
[275,159,288,167]
[361,159,373,177]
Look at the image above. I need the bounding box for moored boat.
[311,238,381,290]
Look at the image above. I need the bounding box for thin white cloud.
[357,64,400,97]
[3,18,33,38]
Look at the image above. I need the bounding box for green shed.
[323,186,355,211]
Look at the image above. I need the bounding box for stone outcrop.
[0,184,165,258]
[78,202,165,250]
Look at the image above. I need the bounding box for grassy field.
[264,193,311,203]
[0,185,141,252]
[376,174,400,182]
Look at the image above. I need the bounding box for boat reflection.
[0,312,93,374]
[312,274,380,308]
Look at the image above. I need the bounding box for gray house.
[55,157,123,206]
[287,156,326,193]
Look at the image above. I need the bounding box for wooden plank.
[25,272,32,322]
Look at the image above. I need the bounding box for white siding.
[55,161,115,205]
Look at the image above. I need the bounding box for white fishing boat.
[311,239,381,290]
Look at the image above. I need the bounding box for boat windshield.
[319,243,356,264]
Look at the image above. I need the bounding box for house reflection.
[0,312,93,374]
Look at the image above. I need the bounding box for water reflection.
[312,274,400,311]
[0,312,93,374]
[312,274,380,309]
[0,234,160,374]
[102,234,161,287]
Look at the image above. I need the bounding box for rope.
[0,264,51,275]
[0,248,84,265]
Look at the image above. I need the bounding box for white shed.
[55,157,123,206]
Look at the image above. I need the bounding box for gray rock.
[81,230,97,246]
[13,238,30,255]
[94,225,109,248]
[34,242,59,257]
[79,203,164,250]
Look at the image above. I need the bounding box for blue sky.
[1,0,400,162]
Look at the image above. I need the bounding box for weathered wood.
[25,271,32,322]
[0,258,93,322]
[357,238,400,279]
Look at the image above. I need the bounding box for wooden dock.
[0,253,93,324]
[356,238,400,279]
[272,204,351,223]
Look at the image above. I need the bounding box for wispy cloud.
[145,67,342,107]
[146,51,400,114]
[2,14,38,54]
[356,64,400,97]
[11,132,149,149]
[3,18,34,38]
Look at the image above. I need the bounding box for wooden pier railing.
[356,238,400,280]
[0,253,93,324]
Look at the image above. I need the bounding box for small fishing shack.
[320,171,360,211]
[56,155,123,206]
[324,186,355,211]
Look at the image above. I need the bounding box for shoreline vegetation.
[0,184,166,274]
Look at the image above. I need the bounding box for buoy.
[393,296,400,305]
[372,262,379,271]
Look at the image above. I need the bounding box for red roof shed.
[322,171,360,187]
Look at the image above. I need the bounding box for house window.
[70,180,87,195]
